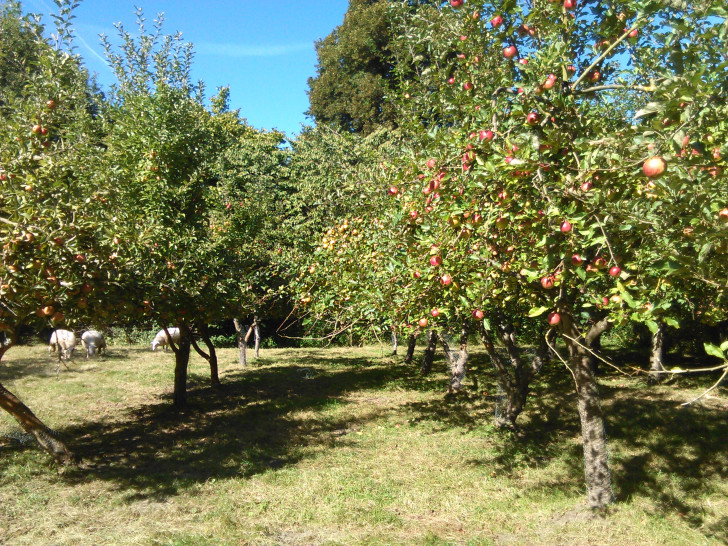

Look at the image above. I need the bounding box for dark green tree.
[306,0,398,134]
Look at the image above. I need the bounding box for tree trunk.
[0,378,73,464]
[420,330,437,375]
[561,313,614,509]
[391,326,398,356]
[404,329,420,364]
[439,325,468,393]
[648,322,665,384]
[481,322,552,429]
[573,350,613,508]
[254,318,261,359]
[173,327,191,408]
[190,324,221,388]
[233,318,247,366]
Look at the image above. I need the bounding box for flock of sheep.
[48,327,181,360]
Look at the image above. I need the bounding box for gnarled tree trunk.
[190,324,220,387]
[254,318,261,359]
[481,320,553,429]
[233,318,247,366]
[404,328,420,364]
[165,324,191,409]
[420,330,438,375]
[648,321,665,384]
[439,325,469,393]
[560,313,614,509]
[0,344,72,464]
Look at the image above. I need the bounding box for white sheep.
[49,329,76,360]
[151,327,180,351]
[81,330,106,358]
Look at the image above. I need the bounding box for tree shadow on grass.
[3,357,412,502]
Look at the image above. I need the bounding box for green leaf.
[645,320,659,334]
[528,306,550,318]
[664,317,680,328]
[721,341,728,352]
[704,343,726,360]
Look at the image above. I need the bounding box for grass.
[0,342,726,545]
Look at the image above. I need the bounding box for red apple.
[426,158,437,169]
[479,130,494,141]
[448,77,455,85]
[463,81,473,91]
[450,0,464,6]
[580,180,593,191]
[609,265,621,277]
[503,45,518,59]
[46,100,56,110]
[413,270,422,279]
[593,256,607,269]
[418,317,429,328]
[410,210,418,220]
[547,312,561,325]
[719,208,728,223]
[430,255,442,267]
[31,124,42,134]
[541,276,555,289]
[571,254,583,266]
[713,148,721,161]
[526,112,540,125]
[564,0,576,9]
[431,308,440,317]
[472,309,484,320]
[643,156,667,178]
[441,274,452,286]
[560,220,572,233]
[588,70,600,82]
[490,15,503,27]
[388,186,399,196]
[519,58,529,66]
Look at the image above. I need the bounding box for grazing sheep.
[81,330,106,358]
[49,329,76,360]
[151,327,180,351]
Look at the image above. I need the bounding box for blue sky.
[23,0,350,137]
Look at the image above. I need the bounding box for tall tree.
[307,0,398,134]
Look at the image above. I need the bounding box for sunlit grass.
[0,342,726,544]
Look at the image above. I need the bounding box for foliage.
[306,0,399,134]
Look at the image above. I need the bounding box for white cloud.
[196,41,312,58]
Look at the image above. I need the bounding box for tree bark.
[253,317,261,359]
[190,324,220,387]
[648,322,665,384]
[439,325,469,393]
[420,330,438,375]
[233,318,247,366]
[404,328,420,364]
[172,326,191,408]
[481,321,553,429]
[561,313,614,509]
[391,326,398,356]
[0,378,73,464]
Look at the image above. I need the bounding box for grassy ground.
[0,342,726,545]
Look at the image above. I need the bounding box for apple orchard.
[1,0,728,511]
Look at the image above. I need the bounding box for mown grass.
[0,342,726,545]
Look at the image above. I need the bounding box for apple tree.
[0,0,125,462]
[304,0,727,509]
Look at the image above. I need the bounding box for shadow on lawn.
[38,354,409,502]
